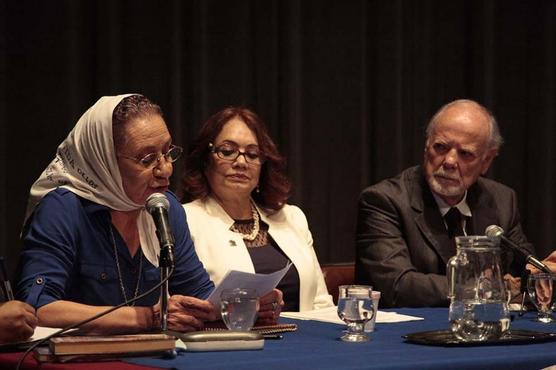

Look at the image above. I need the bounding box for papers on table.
[281,306,423,325]
[0,326,66,351]
[29,326,65,341]
[207,263,291,306]
[509,303,524,312]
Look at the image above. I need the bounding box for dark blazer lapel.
[409,168,456,265]
[467,178,516,271]
[467,179,498,236]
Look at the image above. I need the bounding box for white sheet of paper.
[29,326,64,341]
[508,303,524,312]
[207,263,291,305]
[281,306,423,325]
[1,326,66,348]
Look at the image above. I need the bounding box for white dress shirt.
[432,191,472,236]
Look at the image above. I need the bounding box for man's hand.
[153,295,216,332]
[0,301,37,344]
[527,250,556,274]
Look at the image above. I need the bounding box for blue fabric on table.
[17,188,214,308]
[126,308,556,370]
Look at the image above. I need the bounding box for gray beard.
[428,176,465,198]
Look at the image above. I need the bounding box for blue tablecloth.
[126,308,556,370]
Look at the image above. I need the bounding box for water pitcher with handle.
[447,236,510,341]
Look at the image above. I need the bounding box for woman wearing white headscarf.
[16,94,216,334]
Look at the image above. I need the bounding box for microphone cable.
[15,265,175,370]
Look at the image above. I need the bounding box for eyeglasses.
[118,145,183,168]
[209,142,264,165]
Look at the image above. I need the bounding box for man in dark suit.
[355,99,534,307]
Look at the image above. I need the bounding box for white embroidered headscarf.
[25,94,162,266]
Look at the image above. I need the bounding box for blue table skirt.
[126,308,556,370]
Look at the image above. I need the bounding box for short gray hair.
[112,94,163,150]
[425,99,504,150]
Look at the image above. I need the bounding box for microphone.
[485,225,552,274]
[146,193,175,331]
[146,193,175,268]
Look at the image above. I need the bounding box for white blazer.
[183,197,334,311]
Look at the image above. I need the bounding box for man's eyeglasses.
[118,145,183,168]
[209,142,264,165]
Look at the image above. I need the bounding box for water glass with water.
[527,273,556,323]
[220,288,259,331]
[337,285,375,342]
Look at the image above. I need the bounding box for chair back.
[320,262,355,304]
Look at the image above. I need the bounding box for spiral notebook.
[205,321,297,335]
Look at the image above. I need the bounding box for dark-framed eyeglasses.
[118,145,183,168]
[209,142,264,165]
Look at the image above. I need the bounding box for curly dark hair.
[112,94,163,150]
[181,107,291,210]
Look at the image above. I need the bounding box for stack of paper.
[281,306,423,325]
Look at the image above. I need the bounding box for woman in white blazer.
[181,107,333,318]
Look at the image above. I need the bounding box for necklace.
[110,226,142,306]
[231,200,260,241]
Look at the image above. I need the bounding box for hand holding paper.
[257,289,284,324]
[154,295,216,332]
[207,263,291,306]
[0,301,37,344]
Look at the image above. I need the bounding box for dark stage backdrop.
[1,0,555,277]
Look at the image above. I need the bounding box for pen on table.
[263,334,283,340]
[0,256,14,301]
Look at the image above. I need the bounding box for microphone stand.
[159,246,174,331]
[146,193,176,331]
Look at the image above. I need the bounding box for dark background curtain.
[1,0,555,277]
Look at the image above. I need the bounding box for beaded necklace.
[230,200,260,241]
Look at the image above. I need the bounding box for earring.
[256,185,260,193]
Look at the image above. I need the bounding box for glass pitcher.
[447,236,510,341]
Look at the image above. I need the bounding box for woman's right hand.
[152,295,217,332]
[256,289,284,325]
[0,301,38,344]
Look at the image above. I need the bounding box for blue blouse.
[16,188,214,308]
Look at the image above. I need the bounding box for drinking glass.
[337,285,376,342]
[220,288,259,331]
[527,273,556,323]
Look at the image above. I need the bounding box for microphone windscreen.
[485,225,504,238]
[146,193,170,213]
